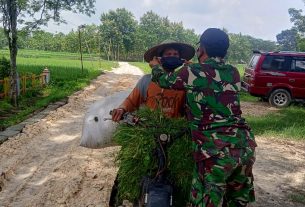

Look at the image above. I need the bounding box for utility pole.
[98,28,102,68]
[78,25,85,73]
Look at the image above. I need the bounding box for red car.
[242,51,305,107]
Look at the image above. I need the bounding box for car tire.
[269,89,291,107]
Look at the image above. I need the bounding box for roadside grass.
[245,106,305,141]
[0,49,118,130]
[240,92,259,102]
[289,192,305,205]
[129,62,150,74]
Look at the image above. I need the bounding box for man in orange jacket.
[109,40,195,207]
[112,40,195,121]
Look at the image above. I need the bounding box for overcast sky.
[43,0,305,41]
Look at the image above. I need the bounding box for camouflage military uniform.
[151,58,257,207]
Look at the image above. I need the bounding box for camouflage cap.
[199,28,229,58]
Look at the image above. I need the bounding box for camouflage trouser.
[190,146,256,207]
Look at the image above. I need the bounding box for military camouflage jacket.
[152,58,257,161]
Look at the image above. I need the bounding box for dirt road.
[0,62,304,207]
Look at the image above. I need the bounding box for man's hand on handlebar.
[111,108,126,122]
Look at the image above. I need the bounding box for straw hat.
[144,40,195,62]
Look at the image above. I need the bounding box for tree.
[247,36,278,52]
[289,7,305,34]
[100,15,121,60]
[0,0,95,106]
[100,8,137,60]
[276,29,298,51]
[81,24,100,54]
[0,27,7,48]
[62,30,79,53]
[287,2,305,51]
[297,38,305,51]
[227,33,252,64]
[139,11,169,51]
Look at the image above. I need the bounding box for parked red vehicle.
[242,50,305,107]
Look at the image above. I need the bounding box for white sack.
[80,90,130,149]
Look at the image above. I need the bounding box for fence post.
[31,74,35,88]
[40,75,43,87]
[21,75,26,95]
[16,72,20,96]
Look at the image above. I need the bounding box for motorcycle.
[106,111,189,207]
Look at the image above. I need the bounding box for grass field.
[246,106,305,140]
[0,49,100,61]
[0,49,118,129]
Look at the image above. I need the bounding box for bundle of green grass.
[113,107,194,206]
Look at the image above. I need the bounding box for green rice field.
[0,49,118,129]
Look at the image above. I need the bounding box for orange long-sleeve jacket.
[119,74,185,118]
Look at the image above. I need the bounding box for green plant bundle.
[113,107,194,204]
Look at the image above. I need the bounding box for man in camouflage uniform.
[150,28,257,207]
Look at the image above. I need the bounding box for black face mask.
[160,56,184,72]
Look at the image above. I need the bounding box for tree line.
[0,8,278,64]
[277,0,305,51]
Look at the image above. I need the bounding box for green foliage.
[12,0,96,29]
[113,107,193,204]
[167,134,194,205]
[0,56,10,79]
[0,27,7,49]
[276,29,298,51]
[227,33,278,64]
[281,3,305,51]
[3,9,277,63]
[0,100,12,111]
[227,33,252,64]
[289,8,305,33]
[297,38,305,51]
[138,11,198,59]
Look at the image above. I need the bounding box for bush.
[0,100,13,111]
[0,56,10,79]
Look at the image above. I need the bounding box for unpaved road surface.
[0,62,304,207]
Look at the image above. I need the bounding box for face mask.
[160,56,184,72]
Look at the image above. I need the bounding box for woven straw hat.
[144,40,195,62]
